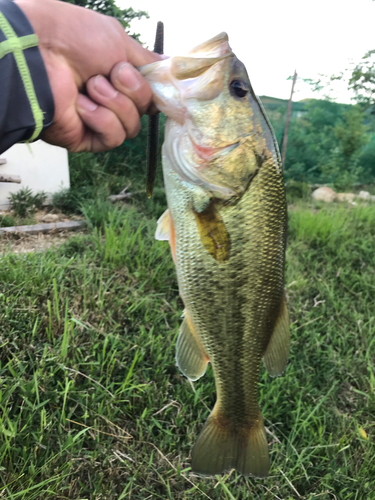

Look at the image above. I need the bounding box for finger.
[110,62,154,117]
[86,75,141,139]
[76,94,126,152]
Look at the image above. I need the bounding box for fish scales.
[165,149,286,415]
[140,32,290,477]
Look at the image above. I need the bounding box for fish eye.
[230,80,248,98]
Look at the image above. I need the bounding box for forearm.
[0,0,54,154]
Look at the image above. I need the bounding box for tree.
[348,50,375,112]
[271,99,372,188]
[334,106,369,166]
[61,0,148,39]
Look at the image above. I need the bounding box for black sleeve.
[0,0,55,154]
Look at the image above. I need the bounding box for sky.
[119,0,374,103]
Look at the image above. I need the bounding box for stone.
[312,187,336,202]
[336,193,356,202]
[358,190,370,200]
[41,213,59,223]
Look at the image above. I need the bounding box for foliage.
[80,198,126,229]
[61,0,148,38]
[52,187,84,214]
[268,99,374,188]
[285,180,311,204]
[0,214,15,228]
[0,202,375,498]
[334,106,369,163]
[348,49,375,111]
[358,134,375,179]
[8,187,47,218]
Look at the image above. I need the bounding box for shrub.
[285,180,311,203]
[52,188,84,214]
[0,214,16,227]
[8,187,47,218]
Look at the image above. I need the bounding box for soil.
[0,208,85,254]
[0,232,83,254]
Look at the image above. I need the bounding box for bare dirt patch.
[0,207,85,254]
[0,231,84,254]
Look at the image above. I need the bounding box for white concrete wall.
[0,141,70,209]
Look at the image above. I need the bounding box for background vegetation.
[265,98,375,189]
[62,0,148,38]
[0,2,374,499]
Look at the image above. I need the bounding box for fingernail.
[94,75,118,99]
[117,62,141,91]
[77,94,98,112]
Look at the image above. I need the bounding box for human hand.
[14,0,162,152]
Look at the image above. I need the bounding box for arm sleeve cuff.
[0,0,55,154]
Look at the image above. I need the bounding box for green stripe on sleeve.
[0,13,43,141]
[0,33,38,58]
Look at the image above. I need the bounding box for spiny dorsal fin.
[263,293,290,377]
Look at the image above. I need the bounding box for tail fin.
[191,407,269,477]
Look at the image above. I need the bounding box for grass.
[0,195,375,499]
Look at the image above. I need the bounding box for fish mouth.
[190,137,239,162]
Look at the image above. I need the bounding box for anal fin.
[176,311,208,381]
[263,293,290,377]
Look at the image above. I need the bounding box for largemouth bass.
[140,32,290,478]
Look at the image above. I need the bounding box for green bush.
[8,187,47,218]
[285,180,311,203]
[52,187,84,214]
[0,214,16,227]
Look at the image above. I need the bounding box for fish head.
[139,33,281,198]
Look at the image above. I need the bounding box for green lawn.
[0,200,374,499]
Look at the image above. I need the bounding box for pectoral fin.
[176,311,209,381]
[155,209,170,241]
[263,294,290,377]
[155,209,176,263]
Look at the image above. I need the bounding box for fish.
[139,32,290,478]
